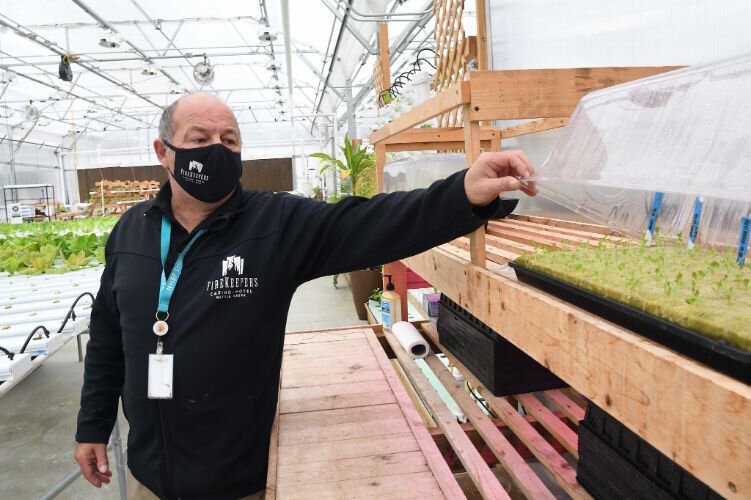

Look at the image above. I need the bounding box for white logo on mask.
[188,160,204,173]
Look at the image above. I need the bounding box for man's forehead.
[173,95,238,130]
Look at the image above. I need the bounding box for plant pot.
[349,268,383,321]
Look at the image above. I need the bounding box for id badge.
[148,354,174,399]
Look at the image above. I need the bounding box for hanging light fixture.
[193,55,215,86]
[98,31,121,48]
[141,63,158,76]
[258,31,277,43]
[0,69,16,84]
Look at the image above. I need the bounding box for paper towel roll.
[392,322,430,359]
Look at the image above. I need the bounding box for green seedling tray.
[510,261,751,383]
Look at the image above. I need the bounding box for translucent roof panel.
[1,0,436,152]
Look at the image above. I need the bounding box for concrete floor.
[0,276,364,500]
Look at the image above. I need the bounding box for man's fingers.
[481,151,535,179]
[81,462,102,487]
[93,445,109,474]
[94,470,112,484]
[495,177,522,192]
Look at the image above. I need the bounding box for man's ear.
[153,138,171,170]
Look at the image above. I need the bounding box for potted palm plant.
[310,135,381,320]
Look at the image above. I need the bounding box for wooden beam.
[421,323,591,500]
[383,330,510,500]
[404,247,751,498]
[463,105,486,268]
[386,140,495,153]
[370,80,470,144]
[475,0,489,70]
[363,330,465,499]
[516,393,579,459]
[374,142,386,192]
[542,389,586,423]
[428,413,571,460]
[423,355,556,500]
[377,23,391,90]
[380,126,499,146]
[500,117,569,139]
[467,67,682,121]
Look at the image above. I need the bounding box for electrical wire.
[466,381,496,417]
[0,346,15,360]
[57,292,95,333]
[378,47,438,107]
[19,325,50,354]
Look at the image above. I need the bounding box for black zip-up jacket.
[76,169,501,499]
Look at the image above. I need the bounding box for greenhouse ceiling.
[0,0,436,149]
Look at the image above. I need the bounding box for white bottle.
[381,275,402,331]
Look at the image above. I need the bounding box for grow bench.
[266,324,588,499]
[369,66,750,498]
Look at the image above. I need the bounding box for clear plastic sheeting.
[534,54,751,247]
[383,152,466,193]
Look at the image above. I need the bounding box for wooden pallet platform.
[266,326,463,499]
[402,218,751,498]
[383,322,591,500]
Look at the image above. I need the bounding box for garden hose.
[19,325,50,354]
[0,346,15,360]
[56,292,95,334]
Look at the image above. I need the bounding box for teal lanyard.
[157,214,206,318]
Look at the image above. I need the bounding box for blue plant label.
[645,191,664,244]
[737,216,751,267]
[688,197,703,249]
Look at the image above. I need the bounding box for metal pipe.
[280,0,298,177]
[56,151,67,205]
[2,46,320,64]
[112,421,127,500]
[295,51,345,101]
[337,0,433,20]
[311,0,353,132]
[27,15,263,29]
[319,0,377,54]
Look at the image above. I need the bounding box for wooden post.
[476,0,489,70]
[374,142,386,193]
[378,23,390,89]
[463,105,486,267]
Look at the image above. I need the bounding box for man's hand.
[464,150,538,207]
[75,442,112,488]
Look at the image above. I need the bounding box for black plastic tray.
[509,261,751,384]
[578,403,723,500]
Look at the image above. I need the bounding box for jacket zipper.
[158,400,177,499]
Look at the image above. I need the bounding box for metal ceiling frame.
[339,0,435,127]
[69,0,182,87]
[0,14,164,110]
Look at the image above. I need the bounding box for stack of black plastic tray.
[437,294,566,396]
[578,402,723,500]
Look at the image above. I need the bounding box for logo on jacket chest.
[206,255,259,300]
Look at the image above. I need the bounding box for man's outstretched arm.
[279,150,537,283]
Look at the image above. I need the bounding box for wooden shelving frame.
[369,66,751,498]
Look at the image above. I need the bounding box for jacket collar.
[143,181,245,232]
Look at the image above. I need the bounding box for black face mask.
[163,140,242,203]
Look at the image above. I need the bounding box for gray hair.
[158,99,179,142]
[158,92,241,143]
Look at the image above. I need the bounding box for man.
[74,93,537,499]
